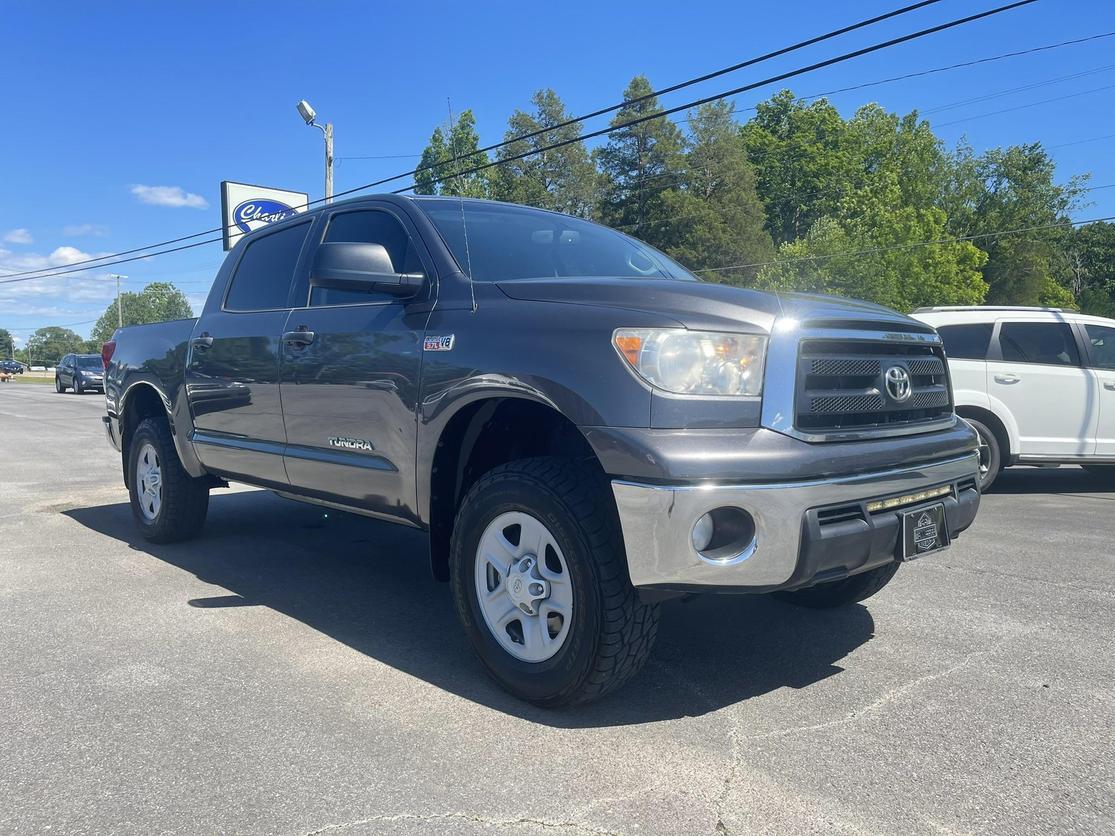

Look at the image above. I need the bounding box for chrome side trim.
[761,323,953,442]
[612,453,979,589]
[1017,455,1115,464]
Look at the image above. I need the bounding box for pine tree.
[414,110,491,198]
[595,76,685,246]
[490,89,597,217]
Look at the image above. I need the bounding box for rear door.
[185,219,312,486]
[278,204,434,523]
[1081,321,1115,457]
[935,322,993,405]
[988,319,1096,457]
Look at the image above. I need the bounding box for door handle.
[1105,381,1115,391]
[994,373,1020,384]
[191,334,213,350]
[283,328,315,347]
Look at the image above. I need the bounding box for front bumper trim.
[612,453,979,590]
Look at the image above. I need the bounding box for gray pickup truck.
[102,195,981,706]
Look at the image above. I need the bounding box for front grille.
[795,338,952,434]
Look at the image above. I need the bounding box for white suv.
[912,307,1115,489]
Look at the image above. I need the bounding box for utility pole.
[323,120,334,204]
[110,274,128,329]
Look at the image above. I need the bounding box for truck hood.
[495,278,932,334]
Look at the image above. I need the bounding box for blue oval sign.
[232,198,298,234]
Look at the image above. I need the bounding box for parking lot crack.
[740,649,991,743]
[302,811,621,835]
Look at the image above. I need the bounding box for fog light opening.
[692,506,757,563]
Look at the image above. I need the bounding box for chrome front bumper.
[612,453,980,590]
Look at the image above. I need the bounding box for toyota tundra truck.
[102,195,981,706]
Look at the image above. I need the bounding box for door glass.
[998,322,1081,366]
[224,222,311,311]
[308,210,424,307]
[1085,324,1115,370]
[938,323,993,360]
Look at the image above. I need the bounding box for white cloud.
[63,223,109,237]
[3,228,33,244]
[131,184,208,209]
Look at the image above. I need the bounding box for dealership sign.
[220,181,310,251]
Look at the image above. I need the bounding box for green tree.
[27,326,85,366]
[951,143,1086,305]
[0,328,14,358]
[90,282,193,345]
[756,106,988,311]
[657,101,773,282]
[741,91,854,245]
[595,76,686,246]
[489,89,598,217]
[1059,220,1115,313]
[414,109,491,198]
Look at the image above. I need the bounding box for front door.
[988,319,1096,457]
[1082,321,1115,457]
[185,219,313,486]
[279,205,433,523]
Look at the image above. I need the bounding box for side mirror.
[310,242,424,297]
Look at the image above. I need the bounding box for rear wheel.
[966,417,1002,491]
[127,417,209,543]
[773,561,900,609]
[450,457,659,707]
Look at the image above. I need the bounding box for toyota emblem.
[885,366,912,402]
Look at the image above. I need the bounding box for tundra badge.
[329,436,375,452]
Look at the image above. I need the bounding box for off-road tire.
[450,457,659,707]
[127,417,209,543]
[773,561,900,609]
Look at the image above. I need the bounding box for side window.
[1085,324,1115,370]
[225,222,311,312]
[997,322,1081,367]
[310,209,424,307]
[938,323,993,361]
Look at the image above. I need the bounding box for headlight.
[613,328,766,396]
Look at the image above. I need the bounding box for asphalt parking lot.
[1,383,1112,835]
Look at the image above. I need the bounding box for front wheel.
[73,376,83,395]
[965,417,1002,491]
[773,561,900,609]
[55,376,65,393]
[450,457,659,707]
[127,417,210,543]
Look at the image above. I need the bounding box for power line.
[382,1,1041,197]
[0,0,990,282]
[1048,132,1115,150]
[0,0,1042,287]
[934,82,1115,128]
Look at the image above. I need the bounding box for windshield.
[76,356,102,369]
[418,199,697,283]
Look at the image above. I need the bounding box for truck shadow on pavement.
[65,489,876,727]
[988,466,1115,496]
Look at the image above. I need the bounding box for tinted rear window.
[938,324,993,360]
[998,322,1081,366]
[225,222,311,311]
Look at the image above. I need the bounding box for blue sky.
[2,0,1114,344]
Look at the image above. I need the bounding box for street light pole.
[296,100,333,203]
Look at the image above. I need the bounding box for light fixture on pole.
[109,274,128,329]
[296,99,333,204]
